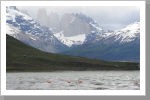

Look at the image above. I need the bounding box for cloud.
[17,6,140,30]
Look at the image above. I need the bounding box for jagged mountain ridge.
[18,7,139,48]
[35,8,104,47]
[89,22,140,44]
[62,22,140,62]
[54,13,103,47]
[60,13,103,37]
[36,8,61,32]
[6,6,140,62]
[6,6,68,53]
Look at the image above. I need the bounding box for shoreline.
[6,69,140,73]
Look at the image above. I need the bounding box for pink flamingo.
[46,81,51,83]
[134,81,139,84]
[78,80,82,83]
[67,81,71,83]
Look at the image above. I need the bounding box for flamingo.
[67,81,71,83]
[134,81,139,84]
[46,81,51,83]
[78,80,82,83]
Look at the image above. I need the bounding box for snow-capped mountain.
[91,22,140,44]
[6,6,103,51]
[62,22,140,62]
[54,31,86,47]
[6,6,140,62]
[32,9,104,47]
[54,13,103,47]
[73,13,103,34]
[6,6,68,53]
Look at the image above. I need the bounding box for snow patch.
[91,31,95,33]
[101,32,112,37]
[54,32,86,47]
[89,22,103,32]
[70,17,75,24]
[30,37,36,40]
[6,13,16,22]
[65,34,86,42]
[115,22,140,43]
[6,23,21,35]
[92,22,140,44]
[6,6,33,22]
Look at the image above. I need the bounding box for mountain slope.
[63,40,140,62]
[54,13,103,47]
[91,22,140,44]
[60,13,103,37]
[63,22,140,62]
[6,6,68,53]
[6,35,139,72]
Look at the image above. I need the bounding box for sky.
[17,6,140,31]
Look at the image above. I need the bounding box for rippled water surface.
[6,71,140,90]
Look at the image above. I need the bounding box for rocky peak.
[72,13,94,24]
[48,12,60,32]
[89,22,140,44]
[36,8,49,26]
[6,6,69,53]
[60,13,91,37]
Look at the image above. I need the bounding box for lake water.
[6,71,140,90]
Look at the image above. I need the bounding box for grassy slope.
[63,42,140,62]
[6,35,139,72]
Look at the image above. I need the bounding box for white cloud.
[17,6,140,30]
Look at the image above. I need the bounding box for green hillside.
[6,35,139,72]
[62,42,140,62]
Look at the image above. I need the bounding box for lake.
[6,71,140,90]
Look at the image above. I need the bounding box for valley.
[6,6,140,70]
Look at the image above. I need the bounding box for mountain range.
[6,6,140,62]
[6,34,139,72]
[6,6,68,53]
[63,22,140,62]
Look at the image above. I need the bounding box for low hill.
[6,35,139,72]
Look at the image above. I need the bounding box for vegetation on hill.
[6,35,139,72]
[62,41,140,62]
